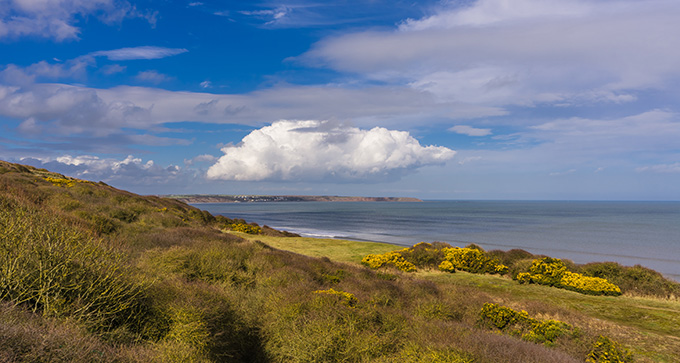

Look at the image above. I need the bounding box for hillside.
[1,160,679,363]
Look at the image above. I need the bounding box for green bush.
[579,262,680,298]
[478,303,532,331]
[0,201,152,335]
[587,335,633,363]
[478,303,576,346]
[400,242,446,268]
[517,257,622,296]
[230,223,262,235]
[111,208,138,223]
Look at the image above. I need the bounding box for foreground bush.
[0,196,153,336]
[586,335,633,363]
[517,257,621,296]
[479,303,631,360]
[478,303,575,346]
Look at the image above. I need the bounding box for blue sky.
[1,0,680,200]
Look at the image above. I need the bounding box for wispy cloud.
[301,0,680,109]
[0,0,157,41]
[449,125,492,137]
[89,46,188,61]
[135,70,173,84]
[636,163,680,173]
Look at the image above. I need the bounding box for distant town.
[165,195,423,203]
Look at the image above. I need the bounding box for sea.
[193,201,680,282]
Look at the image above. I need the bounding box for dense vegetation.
[1,160,679,362]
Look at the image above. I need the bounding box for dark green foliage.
[0,199,153,336]
[587,335,633,363]
[400,242,447,268]
[111,208,138,223]
[579,262,680,298]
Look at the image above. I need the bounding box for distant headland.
[165,194,423,203]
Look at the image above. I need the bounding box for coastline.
[167,194,423,203]
[193,200,680,283]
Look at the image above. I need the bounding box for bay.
[194,201,680,282]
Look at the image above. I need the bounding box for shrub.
[525,257,568,286]
[587,335,633,363]
[478,303,575,346]
[230,223,262,235]
[438,247,508,275]
[400,242,447,268]
[0,202,152,335]
[362,250,417,272]
[559,271,622,296]
[313,288,358,307]
[478,303,532,331]
[44,176,93,188]
[579,262,680,298]
[111,208,138,223]
[517,257,622,296]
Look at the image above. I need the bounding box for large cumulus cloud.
[206,120,455,181]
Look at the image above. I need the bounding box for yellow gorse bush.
[361,250,417,272]
[44,176,93,188]
[517,257,621,296]
[586,335,633,363]
[230,223,262,234]
[479,302,629,354]
[560,271,622,296]
[438,247,508,275]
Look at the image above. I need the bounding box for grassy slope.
[1,160,679,363]
[241,233,680,362]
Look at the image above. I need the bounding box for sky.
[1,0,680,200]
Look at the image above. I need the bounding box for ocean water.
[194,201,680,282]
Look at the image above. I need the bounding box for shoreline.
[167,194,423,203]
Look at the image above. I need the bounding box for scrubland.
[1,160,679,362]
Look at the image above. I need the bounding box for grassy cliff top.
[1,160,679,363]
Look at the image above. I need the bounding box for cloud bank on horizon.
[1,0,680,199]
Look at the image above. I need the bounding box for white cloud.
[206,120,455,181]
[21,154,184,185]
[1,59,92,85]
[636,163,680,174]
[90,46,188,61]
[0,0,156,41]
[301,0,680,107]
[0,82,506,141]
[549,169,576,177]
[184,154,218,165]
[135,70,172,84]
[449,125,492,137]
[240,6,291,25]
[200,80,212,88]
[100,64,126,75]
